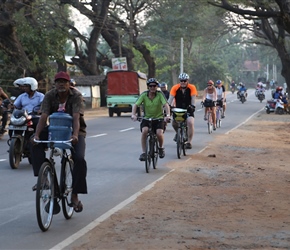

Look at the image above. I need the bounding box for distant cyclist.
[168,73,197,149]
[215,80,226,118]
[202,80,217,130]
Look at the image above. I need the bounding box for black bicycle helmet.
[147,78,159,85]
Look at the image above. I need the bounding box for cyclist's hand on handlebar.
[131,114,137,121]
[187,105,195,113]
[164,116,171,123]
[30,134,39,145]
[71,135,78,145]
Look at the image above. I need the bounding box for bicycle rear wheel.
[36,161,54,232]
[145,135,152,173]
[152,138,158,169]
[176,129,182,159]
[61,155,74,219]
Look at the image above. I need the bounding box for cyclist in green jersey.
[131,78,171,161]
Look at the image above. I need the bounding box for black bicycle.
[138,117,161,173]
[172,108,188,159]
[34,139,74,232]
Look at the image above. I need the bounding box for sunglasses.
[180,80,187,82]
[148,85,157,88]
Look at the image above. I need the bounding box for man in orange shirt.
[168,73,198,149]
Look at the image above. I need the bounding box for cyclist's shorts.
[204,99,216,107]
[140,119,165,133]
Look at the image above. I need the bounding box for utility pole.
[180,37,184,74]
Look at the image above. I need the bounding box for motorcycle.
[265,98,285,114]
[256,90,265,103]
[238,90,247,103]
[231,86,235,94]
[7,106,40,169]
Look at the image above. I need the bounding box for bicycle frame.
[34,139,74,231]
[138,118,161,173]
[172,108,188,159]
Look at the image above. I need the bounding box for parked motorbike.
[7,106,40,169]
[265,99,285,114]
[238,90,247,103]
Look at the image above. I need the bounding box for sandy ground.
[70,111,290,250]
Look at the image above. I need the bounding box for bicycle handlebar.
[34,138,73,144]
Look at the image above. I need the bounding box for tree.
[208,0,290,90]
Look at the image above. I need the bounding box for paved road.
[0,89,270,249]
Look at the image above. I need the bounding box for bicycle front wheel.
[207,112,213,134]
[176,129,182,159]
[145,135,152,173]
[61,155,74,219]
[152,137,158,169]
[36,161,54,232]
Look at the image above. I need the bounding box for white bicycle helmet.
[13,77,38,91]
[178,73,189,81]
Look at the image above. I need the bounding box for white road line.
[0,159,6,162]
[225,108,264,135]
[50,169,175,250]
[119,127,135,132]
[87,133,107,138]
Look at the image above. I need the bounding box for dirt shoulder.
[72,112,290,250]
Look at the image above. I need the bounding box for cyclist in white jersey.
[215,80,226,118]
[202,80,217,130]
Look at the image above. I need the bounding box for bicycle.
[201,101,215,134]
[34,139,74,232]
[216,99,223,128]
[137,117,161,173]
[172,108,188,159]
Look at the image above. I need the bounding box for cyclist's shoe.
[45,200,61,215]
[173,134,177,142]
[213,125,217,131]
[221,114,225,118]
[185,142,192,149]
[204,115,207,121]
[159,147,165,158]
[139,153,146,161]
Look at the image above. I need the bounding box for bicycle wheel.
[61,154,74,219]
[182,126,187,156]
[9,138,22,169]
[176,129,182,159]
[36,161,54,232]
[145,135,151,173]
[152,137,158,169]
[207,112,212,134]
[216,108,221,128]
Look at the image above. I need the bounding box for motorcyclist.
[237,82,247,99]
[13,77,44,114]
[230,80,235,93]
[273,86,288,105]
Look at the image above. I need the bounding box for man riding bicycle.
[167,73,197,149]
[131,78,170,161]
[202,80,217,130]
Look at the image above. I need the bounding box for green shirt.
[135,91,167,119]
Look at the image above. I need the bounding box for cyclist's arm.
[131,104,138,116]
[167,95,175,106]
[163,103,170,117]
[191,95,196,106]
[34,113,48,139]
